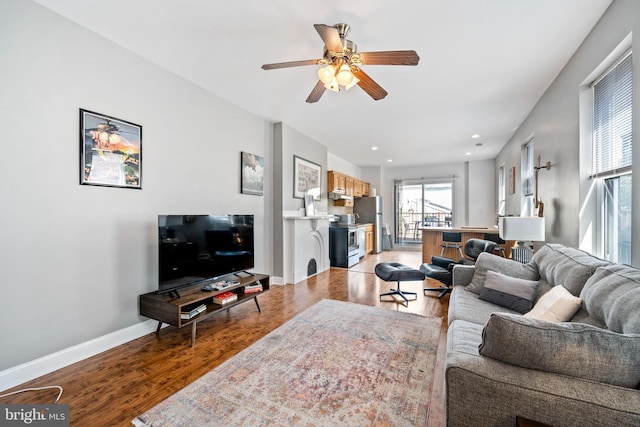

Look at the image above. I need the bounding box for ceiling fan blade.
[306,80,326,103]
[358,50,420,66]
[314,24,344,53]
[353,68,388,101]
[262,59,320,70]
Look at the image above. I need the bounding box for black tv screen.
[158,214,254,292]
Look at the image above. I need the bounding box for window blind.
[592,52,633,177]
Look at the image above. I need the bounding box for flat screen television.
[157,214,254,293]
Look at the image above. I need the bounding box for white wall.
[0,1,271,371]
[495,0,640,265]
[467,159,498,227]
[327,152,361,178]
[271,123,327,278]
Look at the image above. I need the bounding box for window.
[394,180,454,243]
[592,51,632,263]
[498,165,506,216]
[523,141,535,196]
[603,174,632,264]
[521,139,535,215]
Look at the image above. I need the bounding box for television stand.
[139,274,269,346]
[234,270,255,278]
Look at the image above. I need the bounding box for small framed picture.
[241,151,264,196]
[80,109,142,189]
[293,155,321,200]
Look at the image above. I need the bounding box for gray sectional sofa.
[445,243,640,427]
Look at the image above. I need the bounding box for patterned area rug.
[132,299,442,426]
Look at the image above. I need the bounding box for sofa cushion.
[581,264,640,334]
[479,270,539,314]
[531,244,610,296]
[466,252,538,295]
[524,285,582,322]
[479,313,640,388]
[448,286,520,326]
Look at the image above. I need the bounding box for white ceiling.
[34,0,612,167]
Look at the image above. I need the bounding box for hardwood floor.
[0,250,449,426]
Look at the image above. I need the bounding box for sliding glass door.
[395,180,454,244]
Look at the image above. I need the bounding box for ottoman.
[375,262,425,304]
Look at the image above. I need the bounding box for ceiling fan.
[261,23,420,103]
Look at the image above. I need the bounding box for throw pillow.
[524,285,582,322]
[466,252,539,295]
[479,270,539,314]
[479,313,640,388]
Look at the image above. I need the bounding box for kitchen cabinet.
[365,224,374,254]
[334,197,354,207]
[353,179,363,197]
[328,171,346,194]
[345,176,354,197]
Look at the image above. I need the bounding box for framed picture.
[80,109,142,189]
[293,155,321,200]
[509,166,516,194]
[241,151,264,195]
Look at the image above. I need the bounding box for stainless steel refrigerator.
[354,196,383,253]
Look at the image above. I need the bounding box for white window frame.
[498,164,506,216]
[591,50,633,263]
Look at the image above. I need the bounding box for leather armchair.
[421,238,496,298]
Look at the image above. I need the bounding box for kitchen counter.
[421,227,514,262]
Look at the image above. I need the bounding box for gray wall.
[271,123,328,278]
[495,0,640,265]
[0,1,272,370]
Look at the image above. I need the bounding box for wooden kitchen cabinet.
[363,182,370,197]
[365,224,374,254]
[328,171,346,194]
[353,179,364,197]
[345,176,354,197]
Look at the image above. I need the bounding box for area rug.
[132,299,442,426]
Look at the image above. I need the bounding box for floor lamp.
[499,217,545,263]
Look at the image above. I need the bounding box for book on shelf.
[243,283,263,294]
[180,302,207,319]
[213,291,238,305]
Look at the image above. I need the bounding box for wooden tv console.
[139,273,269,346]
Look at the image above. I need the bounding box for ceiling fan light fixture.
[318,65,336,85]
[324,77,340,92]
[335,63,354,86]
[344,75,360,90]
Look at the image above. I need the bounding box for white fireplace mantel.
[282,213,334,285]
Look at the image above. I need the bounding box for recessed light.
[371,146,378,151]
[465,152,472,156]
[472,134,480,139]
[387,159,393,163]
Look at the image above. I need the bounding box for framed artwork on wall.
[79,109,142,189]
[293,155,321,200]
[240,151,264,196]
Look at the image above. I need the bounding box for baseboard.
[0,319,162,392]
[271,276,285,285]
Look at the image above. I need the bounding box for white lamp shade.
[499,217,545,241]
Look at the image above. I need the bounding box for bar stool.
[440,231,463,259]
[483,233,506,258]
